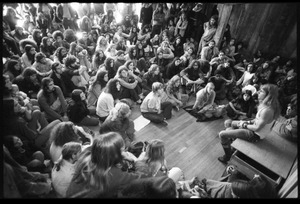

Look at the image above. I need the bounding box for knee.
[219,130,226,139]
[224,119,233,128]
[33,151,45,162]
[168,167,183,182]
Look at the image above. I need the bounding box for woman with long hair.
[115,66,142,104]
[53,46,68,64]
[49,121,92,163]
[152,4,165,37]
[162,75,189,110]
[100,102,135,148]
[135,139,184,194]
[40,36,56,59]
[66,132,144,198]
[67,89,100,127]
[96,78,121,122]
[12,67,41,99]
[95,35,109,53]
[142,64,164,96]
[91,49,107,75]
[3,59,22,81]
[87,70,108,108]
[165,57,184,80]
[197,15,218,55]
[225,90,256,120]
[218,84,281,164]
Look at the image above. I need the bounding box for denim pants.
[142,101,173,123]
[219,120,260,148]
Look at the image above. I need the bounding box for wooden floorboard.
[86,96,229,181]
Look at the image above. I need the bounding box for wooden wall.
[222,3,297,60]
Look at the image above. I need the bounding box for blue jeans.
[142,101,172,123]
[219,120,260,148]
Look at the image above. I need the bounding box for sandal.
[226,165,236,175]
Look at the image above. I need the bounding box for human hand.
[61,115,69,121]
[190,188,200,197]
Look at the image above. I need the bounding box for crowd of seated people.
[3,3,296,198]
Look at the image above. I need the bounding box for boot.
[218,146,232,164]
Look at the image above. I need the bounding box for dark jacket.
[67,101,90,123]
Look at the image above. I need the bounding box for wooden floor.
[87,96,229,181]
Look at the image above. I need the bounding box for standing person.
[174,11,188,42]
[140,3,153,29]
[197,15,218,56]
[189,3,207,45]
[151,4,165,37]
[140,82,173,126]
[37,77,68,122]
[218,84,281,164]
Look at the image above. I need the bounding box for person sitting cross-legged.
[140,82,173,126]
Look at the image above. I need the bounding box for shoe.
[226,165,236,175]
[160,121,168,126]
[218,155,230,164]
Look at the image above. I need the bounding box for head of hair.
[19,38,38,52]
[51,62,61,72]
[148,64,159,75]
[231,179,257,198]
[104,57,114,68]
[92,70,108,88]
[3,135,18,151]
[89,132,124,191]
[152,82,164,93]
[104,78,120,100]
[63,29,77,44]
[250,175,278,198]
[22,67,37,80]
[109,102,131,121]
[115,66,128,79]
[258,84,281,119]
[145,139,165,164]
[53,30,64,41]
[71,89,84,103]
[64,55,78,68]
[24,44,34,56]
[168,75,181,87]
[3,74,12,97]
[54,141,82,171]
[35,52,46,63]
[5,59,21,76]
[49,121,81,147]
